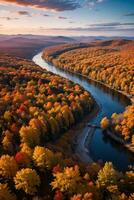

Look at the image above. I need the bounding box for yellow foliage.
[19,125,40,148]
[71,193,93,200]
[111,105,134,142]
[14,168,40,195]
[119,193,134,200]
[111,113,118,119]
[4,111,12,121]
[51,165,81,194]
[100,117,109,129]
[33,146,55,170]
[2,130,13,152]
[48,116,59,135]
[0,155,18,179]
[97,162,118,188]
[20,143,33,157]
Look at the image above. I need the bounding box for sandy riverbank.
[73,100,100,163]
[47,97,100,164]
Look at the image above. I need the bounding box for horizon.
[0,33,134,38]
[0,0,134,36]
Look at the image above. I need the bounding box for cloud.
[23,12,48,17]
[88,22,134,27]
[0,0,81,11]
[97,0,104,2]
[121,22,134,26]
[124,13,134,17]
[85,0,104,8]
[17,11,30,16]
[0,16,19,20]
[58,16,67,19]
[54,27,134,33]
[41,21,134,33]
[69,21,75,24]
[44,14,50,17]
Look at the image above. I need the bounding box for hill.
[43,39,134,96]
[0,35,75,59]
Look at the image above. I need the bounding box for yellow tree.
[97,162,118,188]
[14,168,40,195]
[19,125,40,148]
[51,165,81,194]
[100,117,109,129]
[33,146,55,170]
[0,155,18,179]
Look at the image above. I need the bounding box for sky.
[0,0,134,36]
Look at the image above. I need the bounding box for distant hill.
[0,34,133,59]
[93,39,133,47]
[72,36,134,42]
[0,35,75,43]
[0,35,75,59]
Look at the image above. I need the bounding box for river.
[33,52,134,171]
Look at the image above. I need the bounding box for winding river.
[33,52,134,171]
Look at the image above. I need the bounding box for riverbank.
[43,56,132,105]
[33,52,133,171]
[31,51,100,164]
[74,99,100,163]
[106,129,134,154]
[42,55,133,157]
[47,96,100,164]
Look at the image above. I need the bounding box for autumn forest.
[0,37,133,200]
[0,0,134,199]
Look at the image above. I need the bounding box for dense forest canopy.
[0,53,133,200]
[43,40,134,96]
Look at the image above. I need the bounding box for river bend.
[33,52,133,171]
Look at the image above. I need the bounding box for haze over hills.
[0,34,75,42]
[74,35,134,41]
[0,34,134,42]
[0,35,76,58]
[0,34,134,59]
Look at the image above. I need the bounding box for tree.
[54,190,63,200]
[0,155,18,179]
[71,193,93,200]
[2,130,13,153]
[33,146,55,170]
[119,193,134,200]
[100,117,109,129]
[14,168,40,195]
[48,117,59,136]
[20,143,33,158]
[51,165,81,194]
[19,125,40,148]
[3,111,12,121]
[97,162,118,188]
[15,151,31,167]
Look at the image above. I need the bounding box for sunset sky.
[0,0,134,36]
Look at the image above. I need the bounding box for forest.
[0,53,133,200]
[43,40,134,96]
[43,40,134,146]
[101,105,134,145]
